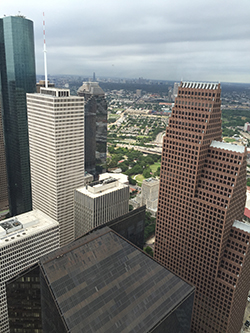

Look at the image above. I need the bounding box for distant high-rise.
[154,81,250,333]
[172,82,179,99]
[0,16,36,216]
[36,80,55,93]
[27,87,85,246]
[77,82,107,176]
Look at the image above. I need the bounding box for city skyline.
[1,0,250,83]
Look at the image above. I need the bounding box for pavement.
[145,235,155,250]
[242,300,250,332]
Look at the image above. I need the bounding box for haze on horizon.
[1,0,250,84]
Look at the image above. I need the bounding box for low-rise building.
[74,177,129,238]
[139,178,159,216]
[0,210,59,332]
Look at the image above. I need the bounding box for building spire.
[43,12,48,88]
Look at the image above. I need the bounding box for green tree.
[143,167,151,178]
[128,176,136,185]
[144,246,153,257]
[154,166,161,177]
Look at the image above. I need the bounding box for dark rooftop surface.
[39,227,194,333]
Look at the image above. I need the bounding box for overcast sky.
[2,0,250,83]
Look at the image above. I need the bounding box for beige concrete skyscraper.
[27,88,85,246]
[74,176,129,238]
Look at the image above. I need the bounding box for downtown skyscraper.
[154,82,250,333]
[0,16,36,216]
[77,82,107,176]
[27,87,85,246]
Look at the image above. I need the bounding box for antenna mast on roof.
[43,12,48,88]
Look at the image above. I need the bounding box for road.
[115,143,162,155]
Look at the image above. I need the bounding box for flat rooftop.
[77,177,128,197]
[99,172,128,184]
[233,220,250,234]
[142,178,159,186]
[0,210,58,245]
[39,227,194,333]
[210,140,245,154]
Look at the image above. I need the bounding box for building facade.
[140,178,159,216]
[0,16,36,216]
[27,88,85,246]
[74,177,129,238]
[154,81,250,333]
[0,209,59,332]
[77,82,107,176]
[244,122,250,132]
[7,227,194,332]
[0,102,8,215]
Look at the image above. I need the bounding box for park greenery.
[222,109,250,127]
[106,146,161,184]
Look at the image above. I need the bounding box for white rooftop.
[0,210,58,245]
[142,178,160,186]
[181,82,219,90]
[210,140,245,153]
[233,220,250,234]
[99,172,128,184]
[76,178,128,198]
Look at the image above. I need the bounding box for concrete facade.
[140,178,159,216]
[0,209,59,332]
[74,177,129,238]
[27,88,85,246]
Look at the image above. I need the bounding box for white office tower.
[27,88,85,246]
[74,177,129,238]
[0,210,59,332]
[139,178,159,216]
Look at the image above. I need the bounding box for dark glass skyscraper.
[0,16,36,216]
[77,82,107,177]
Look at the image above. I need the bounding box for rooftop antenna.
[43,12,48,88]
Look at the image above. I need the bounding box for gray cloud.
[1,0,250,82]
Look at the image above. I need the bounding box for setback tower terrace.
[154,81,250,333]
